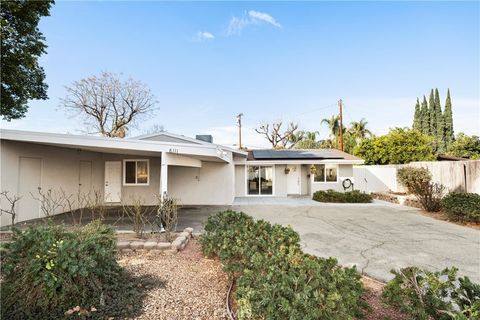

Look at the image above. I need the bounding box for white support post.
[160,152,168,198]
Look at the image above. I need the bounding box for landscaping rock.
[184,227,194,234]
[157,242,171,250]
[179,231,190,239]
[144,241,158,250]
[171,240,182,251]
[176,236,187,243]
[130,241,144,250]
[117,241,130,250]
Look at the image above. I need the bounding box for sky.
[1,1,479,148]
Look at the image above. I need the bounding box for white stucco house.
[0,129,363,225]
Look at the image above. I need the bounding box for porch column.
[160,152,168,198]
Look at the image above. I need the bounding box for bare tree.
[255,122,303,149]
[61,72,158,137]
[0,191,21,227]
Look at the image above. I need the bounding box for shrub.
[441,192,480,223]
[1,221,147,319]
[397,166,445,212]
[201,211,365,319]
[312,189,372,203]
[397,167,432,194]
[382,266,480,320]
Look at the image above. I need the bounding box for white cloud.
[248,10,281,28]
[195,31,215,41]
[227,10,281,35]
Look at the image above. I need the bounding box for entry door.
[286,165,301,195]
[104,161,121,203]
[18,157,42,220]
[79,161,92,195]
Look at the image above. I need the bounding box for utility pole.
[338,99,344,151]
[236,113,244,150]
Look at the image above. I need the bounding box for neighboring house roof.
[0,129,246,162]
[237,148,364,165]
[131,131,246,156]
[436,154,470,161]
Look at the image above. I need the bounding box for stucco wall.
[168,161,235,205]
[1,140,161,225]
[235,165,246,197]
[310,164,354,194]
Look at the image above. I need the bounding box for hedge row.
[312,189,372,203]
[200,210,366,319]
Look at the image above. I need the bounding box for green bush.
[1,221,148,319]
[397,167,432,194]
[312,189,372,203]
[201,211,365,319]
[442,192,480,223]
[382,266,480,320]
[397,166,445,212]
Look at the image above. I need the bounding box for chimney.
[195,134,213,143]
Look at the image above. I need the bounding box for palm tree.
[304,131,319,141]
[349,119,372,142]
[320,115,341,140]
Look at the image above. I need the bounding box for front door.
[104,161,121,203]
[18,157,42,219]
[286,165,301,195]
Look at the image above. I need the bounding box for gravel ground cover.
[117,238,229,320]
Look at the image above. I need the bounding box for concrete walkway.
[230,201,480,283]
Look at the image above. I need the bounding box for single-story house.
[0,129,363,225]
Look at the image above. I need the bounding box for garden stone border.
[117,227,194,253]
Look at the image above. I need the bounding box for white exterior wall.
[354,161,480,194]
[235,165,246,197]
[167,161,235,205]
[310,164,354,194]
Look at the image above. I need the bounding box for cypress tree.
[429,89,436,136]
[444,88,454,145]
[435,88,446,153]
[421,95,429,135]
[413,98,421,130]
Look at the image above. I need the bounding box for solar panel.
[251,149,344,160]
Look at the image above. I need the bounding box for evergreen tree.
[421,96,429,135]
[444,89,454,145]
[435,88,446,153]
[413,98,421,130]
[429,89,436,136]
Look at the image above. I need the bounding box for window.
[247,165,273,195]
[313,164,338,182]
[124,160,149,185]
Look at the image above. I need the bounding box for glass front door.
[247,165,273,195]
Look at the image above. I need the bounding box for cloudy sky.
[2,1,479,148]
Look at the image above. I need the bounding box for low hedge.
[1,221,148,319]
[441,192,480,223]
[312,189,372,203]
[201,210,365,319]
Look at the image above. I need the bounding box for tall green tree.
[444,89,454,145]
[421,96,430,135]
[0,0,54,120]
[353,128,434,165]
[413,98,421,131]
[428,89,436,137]
[434,88,446,153]
[349,118,372,142]
[447,133,480,159]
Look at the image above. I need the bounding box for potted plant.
[284,168,290,174]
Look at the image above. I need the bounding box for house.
[0,129,363,225]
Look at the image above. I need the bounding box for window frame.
[313,164,339,183]
[245,165,275,196]
[123,159,150,186]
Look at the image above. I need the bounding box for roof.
[247,149,362,161]
[436,154,470,161]
[131,131,246,156]
[0,129,245,163]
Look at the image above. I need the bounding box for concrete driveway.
[228,200,480,282]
